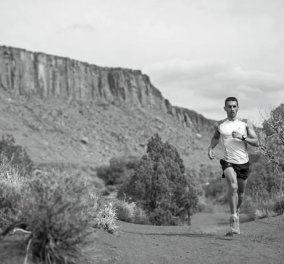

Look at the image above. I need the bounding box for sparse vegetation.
[118,134,198,225]
[0,155,26,231]
[96,156,139,186]
[114,199,150,224]
[244,104,284,217]
[260,104,284,194]
[0,133,33,176]
[0,138,118,264]
[274,196,284,215]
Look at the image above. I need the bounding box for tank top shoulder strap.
[239,118,247,123]
[215,118,227,132]
[238,118,248,127]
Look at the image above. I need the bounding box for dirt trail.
[89,212,284,264]
[1,212,283,264]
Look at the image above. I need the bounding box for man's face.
[224,100,239,118]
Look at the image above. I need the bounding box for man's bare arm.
[232,119,259,147]
[208,123,220,159]
[245,120,259,147]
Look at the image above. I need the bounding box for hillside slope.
[0,45,219,173]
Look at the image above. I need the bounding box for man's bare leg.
[235,178,247,233]
[224,167,238,215]
[237,178,247,211]
[224,167,240,234]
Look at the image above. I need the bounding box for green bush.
[118,134,198,225]
[0,133,33,176]
[274,196,284,215]
[96,156,139,186]
[114,199,150,224]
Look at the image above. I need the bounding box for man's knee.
[229,183,238,194]
[224,170,238,193]
[238,191,245,200]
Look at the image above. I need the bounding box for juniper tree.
[118,134,198,225]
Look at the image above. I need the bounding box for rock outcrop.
[0,45,214,131]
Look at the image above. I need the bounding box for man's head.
[224,97,239,119]
[225,97,238,107]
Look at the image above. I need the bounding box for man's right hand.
[208,147,215,160]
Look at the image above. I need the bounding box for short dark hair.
[225,97,238,106]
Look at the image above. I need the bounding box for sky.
[0,0,283,125]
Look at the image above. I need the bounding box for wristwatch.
[242,135,247,141]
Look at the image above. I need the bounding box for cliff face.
[0,45,214,131]
[0,46,164,108]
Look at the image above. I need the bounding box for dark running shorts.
[220,159,250,180]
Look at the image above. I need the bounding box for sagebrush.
[0,162,118,264]
[0,133,33,176]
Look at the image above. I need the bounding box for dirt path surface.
[1,212,283,264]
[89,212,284,264]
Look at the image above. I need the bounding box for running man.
[208,97,259,235]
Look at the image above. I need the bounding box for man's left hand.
[232,131,242,140]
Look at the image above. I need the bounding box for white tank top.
[218,118,249,164]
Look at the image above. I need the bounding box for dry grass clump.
[0,161,118,264]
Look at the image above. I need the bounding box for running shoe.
[228,215,240,235]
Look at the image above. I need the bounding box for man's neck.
[227,116,237,121]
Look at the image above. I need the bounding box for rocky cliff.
[0,45,213,131]
[0,45,219,174]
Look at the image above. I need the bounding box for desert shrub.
[274,196,284,215]
[204,177,227,201]
[0,133,33,176]
[133,205,150,224]
[96,156,139,186]
[185,168,218,213]
[114,200,136,222]
[0,167,118,264]
[243,104,284,217]
[36,163,106,194]
[242,194,282,219]
[118,134,198,225]
[114,200,150,224]
[243,160,281,218]
[94,201,118,233]
[241,196,259,220]
[259,104,284,194]
[238,105,284,218]
[244,157,284,218]
[0,155,26,229]
[247,157,280,198]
